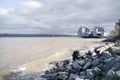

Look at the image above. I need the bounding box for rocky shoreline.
[4,42,120,80]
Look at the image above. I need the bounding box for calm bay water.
[0,37,104,71]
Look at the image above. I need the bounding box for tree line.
[110,19,120,40]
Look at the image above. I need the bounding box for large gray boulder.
[83,62,91,70]
[57,72,69,80]
[77,60,86,66]
[107,69,115,76]
[92,59,100,66]
[86,69,95,79]
[72,60,81,70]
[115,55,120,61]
[101,51,112,59]
[69,73,82,80]
[93,67,102,75]
[116,70,120,77]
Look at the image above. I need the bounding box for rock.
[80,76,87,79]
[107,69,115,75]
[57,72,68,80]
[72,60,81,70]
[57,72,69,76]
[99,57,106,60]
[69,73,82,80]
[103,60,116,72]
[86,69,95,79]
[84,55,92,60]
[94,47,100,54]
[62,60,70,67]
[91,56,97,60]
[84,79,90,80]
[77,60,86,66]
[101,51,112,59]
[80,71,86,76]
[96,61,105,70]
[67,64,72,70]
[45,70,50,74]
[112,63,120,71]
[92,59,100,66]
[72,50,80,60]
[57,74,68,80]
[115,55,120,61]
[103,57,114,62]
[56,62,62,68]
[35,77,47,80]
[83,62,91,70]
[93,67,102,75]
[69,69,79,74]
[86,50,93,55]
[116,70,120,77]
[42,73,57,79]
[75,77,83,80]
[56,67,68,72]
[85,58,92,62]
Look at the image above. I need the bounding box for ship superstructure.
[78,26,104,38]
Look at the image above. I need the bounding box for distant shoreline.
[0,34,76,37]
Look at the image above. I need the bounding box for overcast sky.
[0,0,120,34]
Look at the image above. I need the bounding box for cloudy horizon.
[0,0,120,34]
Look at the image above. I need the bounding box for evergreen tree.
[115,19,120,38]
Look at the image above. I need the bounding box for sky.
[0,0,120,34]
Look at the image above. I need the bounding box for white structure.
[78,26,90,37]
[92,26,104,37]
[78,26,104,38]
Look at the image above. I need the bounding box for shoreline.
[0,37,105,79]
[8,41,106,73]
[4,41,120,80]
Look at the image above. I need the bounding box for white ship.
[92,26,104,38]
[78,26,90,37]
[78,26,104,38]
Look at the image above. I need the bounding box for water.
[0,37,104,73]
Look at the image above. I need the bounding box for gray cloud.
[0,0,120,34]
